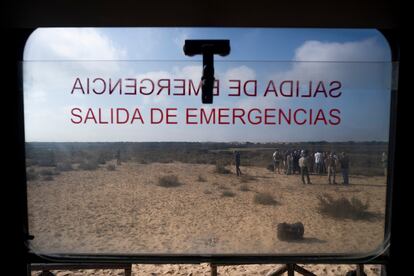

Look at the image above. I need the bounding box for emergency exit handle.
[184,40,231,104]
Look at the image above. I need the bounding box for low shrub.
[221,191,236,197]
[158,175,182,188]
[317,194,378,221]
[254,193,278,206]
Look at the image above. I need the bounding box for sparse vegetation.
[317,194,379,221]
[239,184,250,192]
[43,175,54,181]
[26,168,38,181]
[240,174,256,183]
[221,191,236,197]
[203,190,212,194]
[56,162,74,172]
[197,175,206,182]
[39,169,60,176]
[106,164,116,171]
[79,160,99,171]
[158,175,182,188]
[215,162,231,174]
[218,185,229,190]
[254,193,278,205]
[25,141,388,176]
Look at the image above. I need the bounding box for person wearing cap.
[299,149,311,184]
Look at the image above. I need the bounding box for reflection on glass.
[23,28,392,256]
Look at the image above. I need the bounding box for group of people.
[233,149,350,185]
[273,149,350,185]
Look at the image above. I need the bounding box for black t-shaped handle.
[184,40,230,104]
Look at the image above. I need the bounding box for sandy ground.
[31,263,383,276]
[27,161,387,274]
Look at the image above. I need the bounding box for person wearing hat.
[299,149,311,184]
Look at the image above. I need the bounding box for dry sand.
[27,161,387,275]
[31,263,383,276]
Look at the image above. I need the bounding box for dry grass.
[56,162,74,172]
[317,194,379,221]
[215,162,231,174]
[239,184,250,192]
[158,175,182,188]
[26,168,38,181]
[106,164,116,171]
[79,160,99,171]
[43,175,54,181]
[221,191,236,197]
[254,193,278,206]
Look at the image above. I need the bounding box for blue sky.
[23,28,392,142]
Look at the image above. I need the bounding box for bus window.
[23,28,393,256]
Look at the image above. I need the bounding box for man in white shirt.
[299,150,311,184]
[314,151,322,174]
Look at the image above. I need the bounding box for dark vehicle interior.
[2,0,404,275]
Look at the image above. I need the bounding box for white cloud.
[268,38,392,90]
[222,65,256,82]
[24,28,126,60]
[294,38,389,62]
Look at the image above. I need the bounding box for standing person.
[309,151,315,173]
[299,150,311,184]
[235,151,242,176]
[287,152,293,175]
[322,152,327,174]
[286,151,293,175]
[326,152,337,184]
[314,151,322,175]
[272,149,281,174]
[339,152,350,185]
[293,150,300,174]
[381,152,388,177]
[116,149,121,165]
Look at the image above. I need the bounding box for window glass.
[24,28,392,255]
